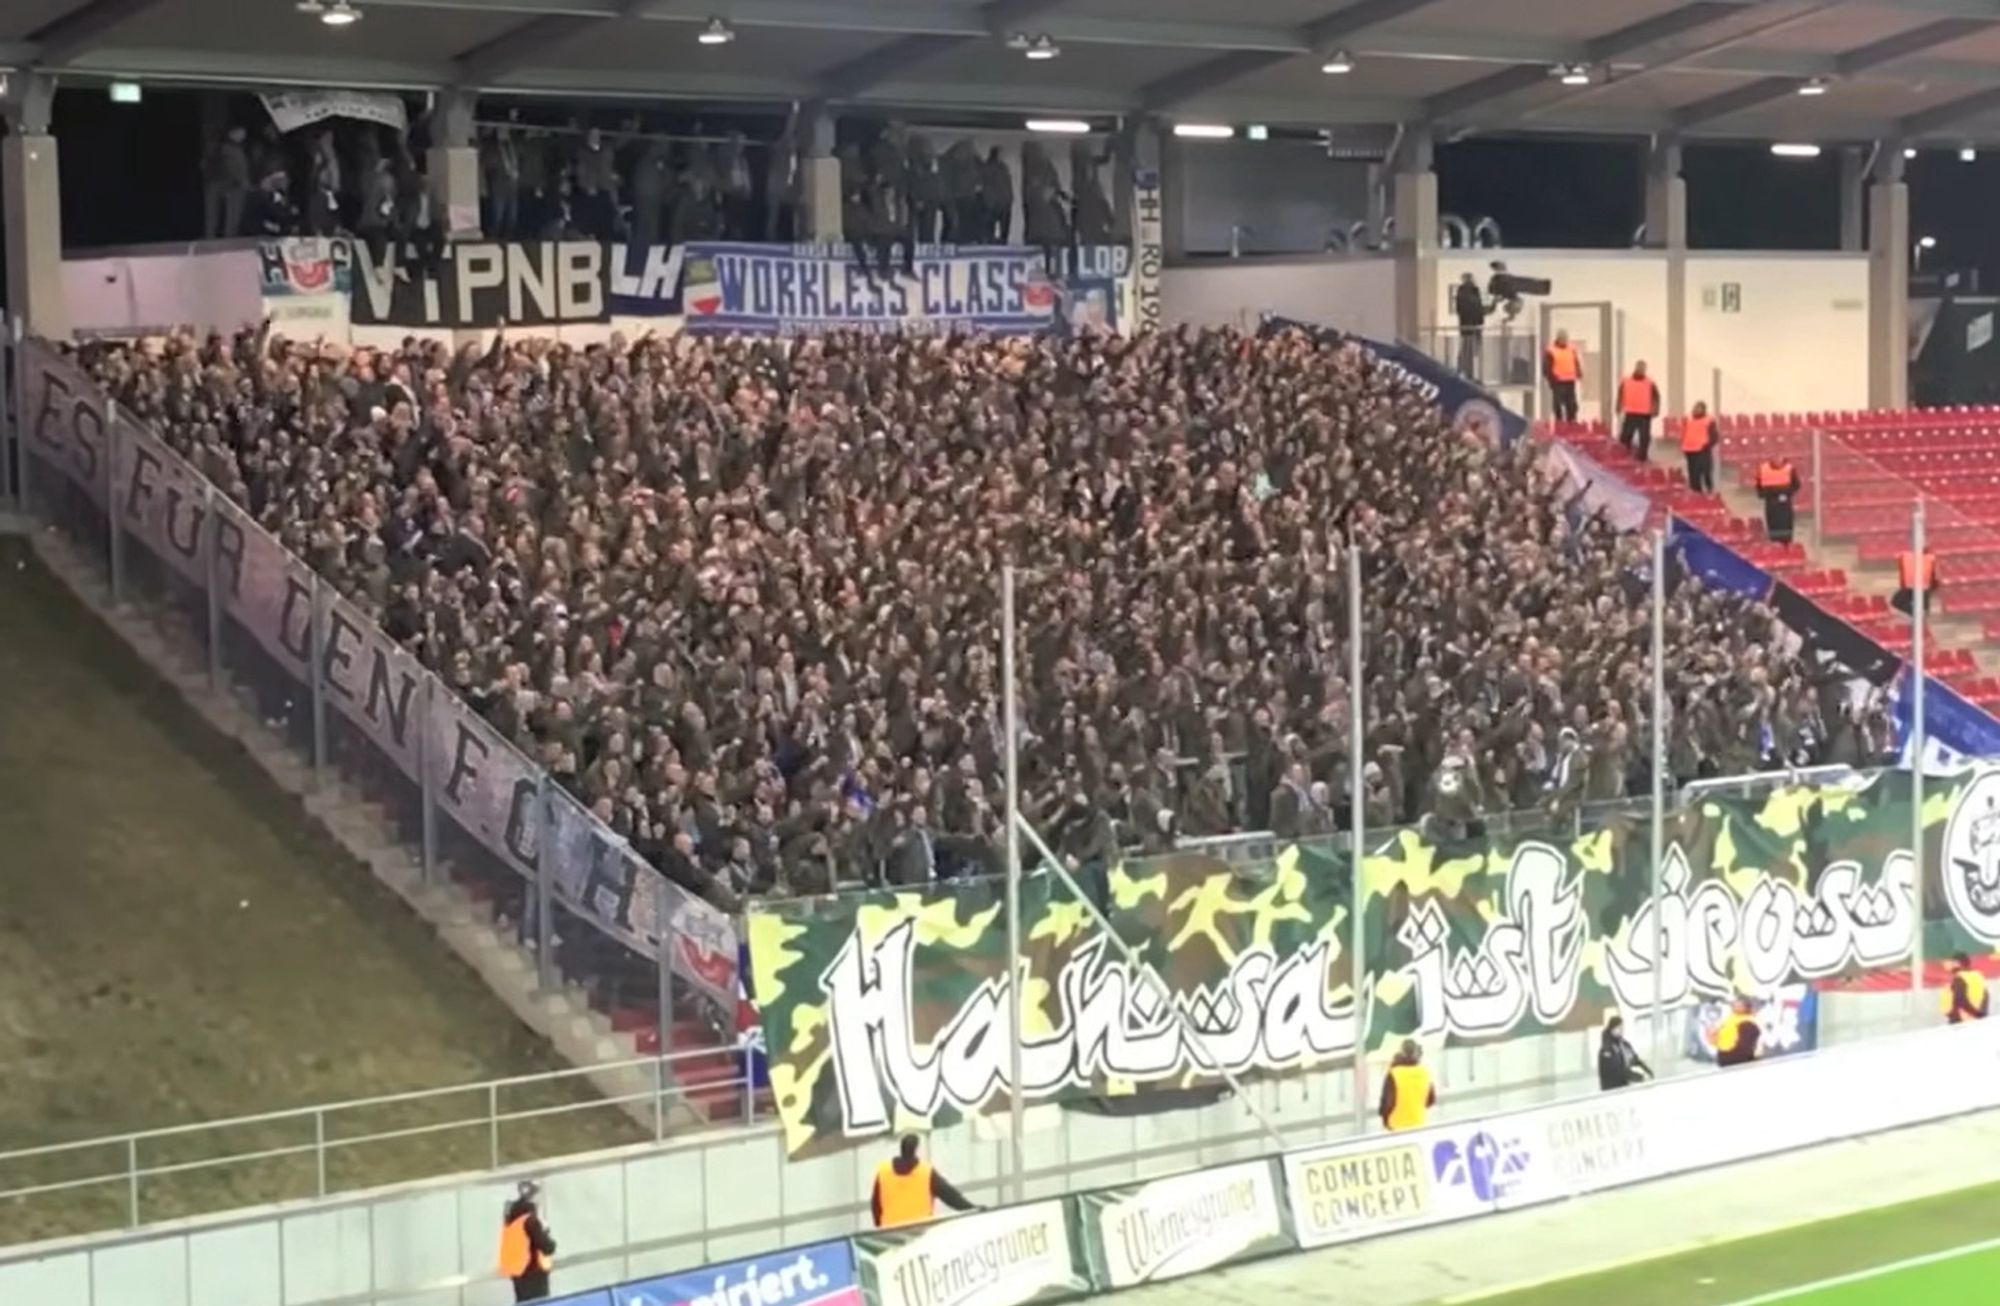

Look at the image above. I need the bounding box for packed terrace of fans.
[71,325,1892,908]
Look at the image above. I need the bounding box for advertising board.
[854,1202,1087,1306]
[611,1242,862,1306]
[1074,1160,1290,1287]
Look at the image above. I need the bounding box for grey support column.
[1643,135,1688,416]
[1159,129,1188,262]
[1122,119,1166,333]
[1869,145,1910,409]
[802,106,842,243]
[427,89,482,238]
[1838,148,1865,253]
[1391,126,1437,347]
[2,74,64,340]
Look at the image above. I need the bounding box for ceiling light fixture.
[1173,123,1235,139]
[1321,50,1354,74]
[295,0,325,11]
[1919,235,1938,249]
[1961,145,1977,162]
[1025,118,1091,134]
[1770,142,1821,158]
[1555,63,1589,86]
[319,0,361,24]
[1797,77,1827,96]
[697,17,735,45]
[1024,32,1060,60]
[1904,146,1918,159]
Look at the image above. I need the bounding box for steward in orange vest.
[1754,457,1801,543]
[1378,1039,1438,1131]
[1712,999,1762,1068]
[1945,953,1990,1024]
[1680,402,1719,494]
[1544,331,1582,424]
[497,1181,557,1303]
[1617,362,1660,461]
[871,1134,977,1228]
[1894,547,1939,615]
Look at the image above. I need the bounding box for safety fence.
[1,329,740,1057]
[535,1013,2000,1306]
[0,1047,758,1240]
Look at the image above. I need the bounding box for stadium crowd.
[200,105,1111,258]
[73,325,1895,907]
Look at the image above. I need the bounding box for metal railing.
[1412,322,1541,389]
[3,328,737,1041]
[0,1047,758,1242]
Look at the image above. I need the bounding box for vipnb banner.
[678,243,1124,335]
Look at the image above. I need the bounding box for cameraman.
[1453,272,1487,380]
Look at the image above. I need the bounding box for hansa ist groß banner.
[750,767,2000,1158]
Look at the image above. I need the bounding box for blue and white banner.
[611,1242,862,1306]
[678,243,1122,335]
[1259,315,1528,446]
[1893,664,2000,771]
[258,238,352,298]
[607,244,686,318]
[1685,985,1819,1063]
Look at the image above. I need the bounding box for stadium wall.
[1684,253,1870,415]
[1432,250,1870,415]
[0,988,1924,1306]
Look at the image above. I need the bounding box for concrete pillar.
[1160,132,1188,261]
[1869,146,1910,410]
[1124,120,1166,333]
[1643,136,1687,416]
[1365,163,1388,248]
[2,73,64,340]
[1838,148,1865,253]
[1391,126,1437,346]
[427,89,481,238]
[802,107,841,243]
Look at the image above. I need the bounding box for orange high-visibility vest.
[1680,415,1715,454]
[1619,375,1654,415]
[498,1215,552,1279]
[875,1160,934,1228]
[1944,969,1989,1022]
[1756,461,1794,490]
[1547,343,1581,382]
[1383,1063,1433,1131]
[1899,551,1937,589]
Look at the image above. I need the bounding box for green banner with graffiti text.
[746,844,1359,1157]
[751,766,2000,1158]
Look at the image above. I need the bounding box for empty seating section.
[1544,408,2000,712]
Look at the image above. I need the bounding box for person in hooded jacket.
[497,1180,557,1302]
[1597,1015,1652,1090]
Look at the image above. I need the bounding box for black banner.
[1770,581,1904,686]
[349,240,609,329]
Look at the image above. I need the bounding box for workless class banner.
[749,766,2000,1156]
[677,242,1126,335]
[18,341,739,1008]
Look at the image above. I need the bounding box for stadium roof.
[10,0,2000,147]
